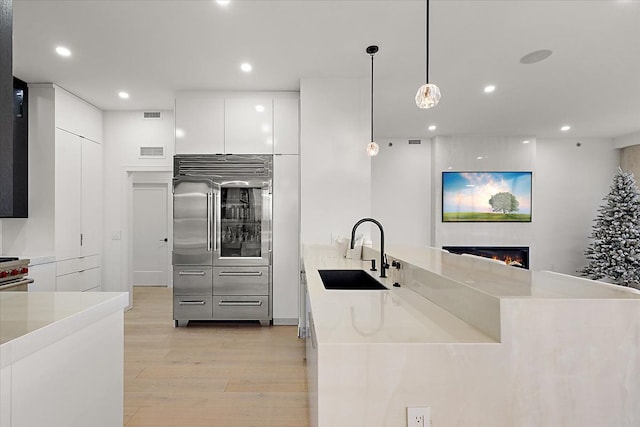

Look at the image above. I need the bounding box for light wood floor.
[124,287,310,427]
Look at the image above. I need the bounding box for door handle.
[207,193,212,252]
[178,300,206,306]
[218,300,262,307]
[218,271,263,277]
[179,271,206,276]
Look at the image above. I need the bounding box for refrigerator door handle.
[213,190,219,252]
[207,192,212,252]
[218,271,263,277]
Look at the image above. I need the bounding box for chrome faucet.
[350,217,388,278]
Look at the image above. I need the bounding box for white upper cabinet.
[174,92,299,155]
[55,87,103,143]
[273,98,299,154]
[224,97,274,154]
[175,95,225,154]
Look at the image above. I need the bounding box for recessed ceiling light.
[477,156,484,160]
[255,105,265,113]
[175,129,185,138]
[484,85,496,93]
[118,91,130,99]
[240,63,252,72]
[560,125,571,132]
[447,166,453,170]
[522,140,530,144]
[216,0,231,5]
[55,46,71,57]
[428,125,437,131]
[520,49,553,65]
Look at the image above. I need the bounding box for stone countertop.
[0,291,128,368]
[303,245,496,345]
[303,244,640,346]
[385,245,640,299]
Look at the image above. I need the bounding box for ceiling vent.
[139,146,165,158]
[408,139,422,144]
[143,111,161,119]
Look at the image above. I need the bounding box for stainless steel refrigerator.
[172,155,272,327]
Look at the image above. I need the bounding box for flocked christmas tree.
[580,167,640,287]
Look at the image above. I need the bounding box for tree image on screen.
[488,192,519,214]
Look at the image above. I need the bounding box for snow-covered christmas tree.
[580,167,640,287]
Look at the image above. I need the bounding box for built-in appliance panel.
[173,295,214,319]
[213,266,269,295]
[212,295,269,320]
[173,266,213,295]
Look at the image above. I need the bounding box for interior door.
[133,184,169,286]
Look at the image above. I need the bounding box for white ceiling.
[12,0,640,140]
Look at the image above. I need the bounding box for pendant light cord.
[425,0,429,84]
[371,52,374,143]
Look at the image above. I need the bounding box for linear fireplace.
[442,246,530,269]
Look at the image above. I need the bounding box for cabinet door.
[225,97,273,154]
[55,87,102,143]
[272,155,300,321]
[81,139,102,256]
[175,95,224,154]
[55,129,82,260]
[273,98,299,154]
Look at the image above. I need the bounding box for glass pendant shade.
[415,83,441,109]
[366,141,380,156]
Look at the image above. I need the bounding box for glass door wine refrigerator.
[172,154,272,327]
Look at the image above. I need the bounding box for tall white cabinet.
[29,84,103,292]
[175,91,300,324]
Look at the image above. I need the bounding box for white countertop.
[386,245,640,299]
[0,291,128,368]
[303,245,496,345]
[303,244,640,346]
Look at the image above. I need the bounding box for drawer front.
[173,266,213,295]
[173,295,213,320]
[56,255,100,276]
[213,266,269,295]
[212,295,269,321]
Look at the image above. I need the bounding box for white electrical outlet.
[407,407,431,427]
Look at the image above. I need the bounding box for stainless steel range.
[0,257,33,291]
[172,154,272,327]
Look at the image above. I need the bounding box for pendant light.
[415,0,441,109]
[366,45,380,156]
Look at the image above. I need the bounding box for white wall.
[371,138,431,247]
[432,136,536,256]
[300,78,372,245]
[534,138,619,274]
[102,111,174,295]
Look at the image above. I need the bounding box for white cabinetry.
[272,155,300,323]
[174,92,299,155]
[175,94,224,154]
[225,97,273,154]
[273,98,299,154]
[34,84,104,292]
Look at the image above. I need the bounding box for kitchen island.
[303,244,640,427]
[0,291,128,427]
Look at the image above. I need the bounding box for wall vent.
[408,139,422,144]
[139,146,165,158]
[143,111,161,119]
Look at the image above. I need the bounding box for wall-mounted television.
[442,171,532,222]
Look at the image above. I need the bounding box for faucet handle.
[382,254,390,270]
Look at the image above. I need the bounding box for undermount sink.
[318,269,387,290]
